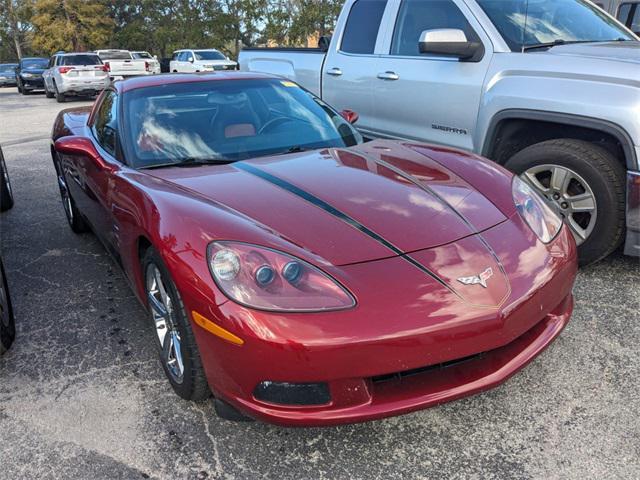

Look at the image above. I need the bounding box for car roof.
[0,63,18,66]
[115,72,278,93]
[21,57,47,60]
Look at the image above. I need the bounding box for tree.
[31,0,114,53]
[263,0,343,47]
[0,0,34,59]
[217,0,268,57]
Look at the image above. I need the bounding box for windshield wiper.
[274,146,312,156]
[523,39,620,52]
[140,157,232,170]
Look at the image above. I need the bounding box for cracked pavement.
[0,88,639,480]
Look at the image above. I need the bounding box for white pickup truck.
[95,50,152,79]
[240,0,640,266]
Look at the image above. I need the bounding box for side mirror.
[153,55,158,60]
[340,109,359,125]
[419,29,483,61]
[188,57,194,63]
[54,136,111,170]
[318,35,332,52]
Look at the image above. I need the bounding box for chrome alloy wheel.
[57,172,74,224]
[146,263,185,383]
[522,164,597,246]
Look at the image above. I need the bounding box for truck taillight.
[104,62,110,72]
[98,65,109,72]
[59,67,74,74]
[145,61,150,72]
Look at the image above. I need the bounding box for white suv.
[169,49,237,73]
[43,52,110,103]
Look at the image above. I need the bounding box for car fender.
[477,55,640,170]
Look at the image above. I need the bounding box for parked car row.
[239,0,640,267]
[1,47,238,102]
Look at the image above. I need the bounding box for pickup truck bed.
[240,48,325,95]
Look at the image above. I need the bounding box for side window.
[618,3,640,33]
[92,91,119,157]
[391,0,480,57]
[171,52,179,61]
[340,0,387,54]
[47,56,55,69]
[178,52,187,61]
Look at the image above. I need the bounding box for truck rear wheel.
[54,83,66,103]
[505,139,626,266]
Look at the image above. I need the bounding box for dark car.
[0,63,18,88]
[16,57,48,94]
[0,146,15,355]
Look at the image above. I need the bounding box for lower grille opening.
[371,352,485,384]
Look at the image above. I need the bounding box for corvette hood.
[147,140,508,266]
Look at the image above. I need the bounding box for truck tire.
[505,139,626,266]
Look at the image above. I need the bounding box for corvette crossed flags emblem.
[457,267,494,289]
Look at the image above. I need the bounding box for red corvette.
[51,73,577,426]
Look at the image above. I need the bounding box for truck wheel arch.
[482,110,637,171]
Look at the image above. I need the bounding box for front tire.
[0,260,15,355]
[142,247,210,401]
[0,147,14,212]
[55,158,89,233]
[505,139,626,266]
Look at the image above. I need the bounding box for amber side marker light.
[192,311,244,346]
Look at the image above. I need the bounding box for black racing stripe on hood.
[235,161,454,293]
[360,149,509,280]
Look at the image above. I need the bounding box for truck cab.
[240,0,640,265]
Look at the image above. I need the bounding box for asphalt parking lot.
[0,87,638,480]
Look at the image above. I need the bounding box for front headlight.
[208,241,356,312]
[513,176,563,244]
[21,72,33,78]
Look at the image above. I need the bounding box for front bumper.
[20,76,44,89]
[186,218,577,427]
[0,77,17,87]
[624,170,640,257]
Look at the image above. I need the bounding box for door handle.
[377,71,400,81]
[326,68,343,77]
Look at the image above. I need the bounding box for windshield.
[194,50,226,61]
[21,58,48,69]
[98,51,132,60]
[123,78,363,168]
[61,55,102,66]
[0,64,17,73]
[476,0,634,51]
[132,52,153,59]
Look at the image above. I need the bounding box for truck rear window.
[341,0,387,54]
[98,51,132,60]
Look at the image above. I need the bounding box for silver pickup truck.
[240,0,640,266]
